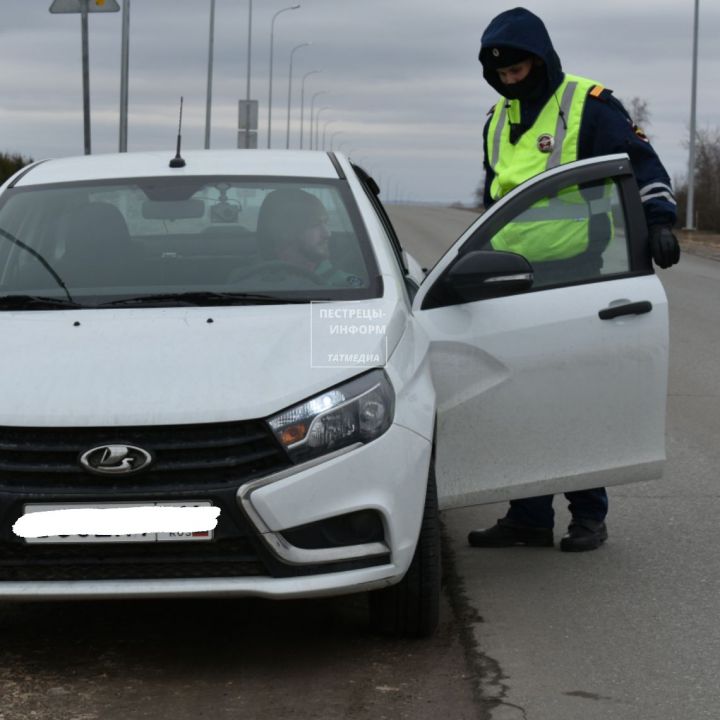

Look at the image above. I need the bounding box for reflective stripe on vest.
[547,80,577,169]
[486,74,604,261]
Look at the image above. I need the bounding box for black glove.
[648,225,680,269]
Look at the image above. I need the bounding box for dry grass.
[678,230,720,261]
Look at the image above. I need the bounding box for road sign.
[49,0,120,13]
[238,100,259,130]
[237,131,258,150]
[238,100,259,149]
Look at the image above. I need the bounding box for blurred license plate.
[22,501,215,544]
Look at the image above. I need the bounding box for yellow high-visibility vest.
[486,74,607,262]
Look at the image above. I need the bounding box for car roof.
[12,150,342,187]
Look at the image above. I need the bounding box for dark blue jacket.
[480,8,676,228]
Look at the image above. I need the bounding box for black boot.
[560,519,608,552]
[468,518,554,548]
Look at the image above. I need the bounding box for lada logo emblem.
[80,444,153,475]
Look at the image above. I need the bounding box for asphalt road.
[389,205,720,720]
[0,591,480,720]
[0,206,715,720]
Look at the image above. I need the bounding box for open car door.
[412,154,669,509]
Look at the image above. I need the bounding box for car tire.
[368,455,441,638]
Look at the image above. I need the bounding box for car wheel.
[368,455,441,638]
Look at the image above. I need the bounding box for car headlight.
[267,369,395,463]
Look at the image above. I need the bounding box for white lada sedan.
[0,150,668,637]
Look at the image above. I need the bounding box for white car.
[0,150,667,637]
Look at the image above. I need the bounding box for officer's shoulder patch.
[633,126,650,143]
[588,85,614,102]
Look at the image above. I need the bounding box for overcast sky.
[1,0,718,203]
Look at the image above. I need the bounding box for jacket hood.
[479,7,563,97]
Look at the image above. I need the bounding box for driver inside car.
[245,188,363,288]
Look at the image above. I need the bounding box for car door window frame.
[351,164,409,276]
[416,155,652,311]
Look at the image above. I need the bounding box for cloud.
[0,0,718,202]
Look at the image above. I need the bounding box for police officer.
[468,7,680,552]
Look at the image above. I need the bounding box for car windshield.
[0,176,381,307]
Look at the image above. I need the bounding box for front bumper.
[0,423,431,600]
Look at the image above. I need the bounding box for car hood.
[0,286,406,426]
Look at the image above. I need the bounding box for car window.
[0,177,381,306]
[478,177,630,290]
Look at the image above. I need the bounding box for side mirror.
[445,250,533,302]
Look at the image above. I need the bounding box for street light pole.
[244,0,253,150]
[314,106,330,151]
[286,42,310,149]
[329,131,343,151]
[80,0,91,154]
[118,0,130,152]
[267,4,300,149]
[321,119,335,150]
[204,0,215,149]
[308,91,326,150]
[686,0,700,230]
[300,70,320,149]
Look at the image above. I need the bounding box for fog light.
[281,510,384,549]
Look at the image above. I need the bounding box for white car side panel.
[417,275,668,508]
[384,313,436,444]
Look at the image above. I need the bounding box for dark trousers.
[505,488,608,529]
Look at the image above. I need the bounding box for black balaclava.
[498,60,547,101]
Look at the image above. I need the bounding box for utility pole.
[244,0,253,151]
[118,0,130,152]
[267,5,300,148]
[286,43,310,149]
[686,0,700,230]
[204,0,215,149]
[80,0,91,154]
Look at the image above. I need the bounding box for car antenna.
[169,96,186,168]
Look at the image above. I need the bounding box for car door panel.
[421,275,667,509]
[412,154,669,509]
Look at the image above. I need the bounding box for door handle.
[598,301,653,320]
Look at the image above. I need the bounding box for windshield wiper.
[102,291,325,307]
[0,294,83,310]
[0,227,74,303]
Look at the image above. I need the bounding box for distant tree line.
[613,98,720,232]
[0,152,33,184]
[675,128,720,232]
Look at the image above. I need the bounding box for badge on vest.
[537,133,554,153]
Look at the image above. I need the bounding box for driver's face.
[299,218,330,262]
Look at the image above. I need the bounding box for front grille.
[0,421,291,491]
[0,538,267,581]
